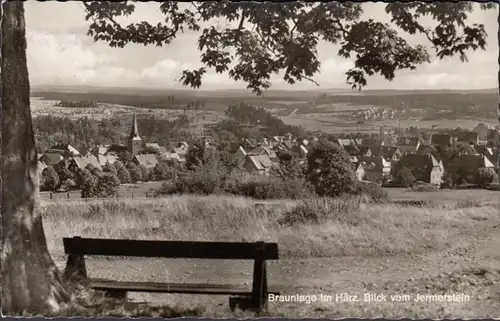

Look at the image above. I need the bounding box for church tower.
[128,112,143,155]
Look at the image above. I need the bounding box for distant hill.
[31,84,497,98]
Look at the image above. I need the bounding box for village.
[36,110,500,194]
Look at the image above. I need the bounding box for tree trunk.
[498,6,500,125]
[1,1,69,314]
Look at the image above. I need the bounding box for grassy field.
[41,192,500,318]
[386,188,500,206]
[280,112,496,134]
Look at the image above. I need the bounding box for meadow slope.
[42,193,500,318]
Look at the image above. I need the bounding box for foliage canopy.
[83,1,494,94]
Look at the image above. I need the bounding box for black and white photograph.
[1,0,500,318]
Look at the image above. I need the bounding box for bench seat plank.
[90,279,280,295]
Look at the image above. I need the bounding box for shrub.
[96,173,121,197]
[174,169,223,195]
[410,184,439,192]
[393,167,416,187]
[81,173,120,198]
[227,175,312,200]
[356,182,388,203]
[56,166,74,182]
[477,168,498,187]
[117,166,131,184]
[278,196,361,227]
[41,167,59,191]
[103,161,117,175]
[129,166,142,183]
[75,168,93,188]
[153,163,168,181]
[58,179,76,192]
[138,164,148,181]
[112,160,124,171]
[81,174,98,198]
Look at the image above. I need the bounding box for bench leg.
[251,257,268,312]
[63,254,87,282]
[229,296,252,312]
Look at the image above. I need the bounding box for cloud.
[27,31,122,85]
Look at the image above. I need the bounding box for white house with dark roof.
[243,154,274,176]
[134,154,159,169]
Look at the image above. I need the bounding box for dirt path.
[56,221,500,318]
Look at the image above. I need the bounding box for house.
[284,132,294,142]
[337,138,356,148]
[37,161,47,178]
[243,154,273,176]
[248,146,278,162]
[234,146,247,168]
[49,144,81,157]
[69,155,103,172]
[90,145,110,156]
[144,142,161,151]
[106,144,128,155]
[96,154,117,167]
[430,133,453,149]
[355,156,391,183]
[370,146,401,162]
[492,147,500,168]
[159,151,183,163]
[396,136,421,154]
[472,123,491,141]
[174,142,189,155]
[298,144,309,158]
[472,145,494,160]
[242,138,258,150]
[456,144,478,155]
[358,146,373,157]
[342,144,360,157]
[397,154,444,186]
[454,154,496,183]
[39,152,64,166]
[282,141,295,151]
[416,144,438,156]
[454,131,479,148]
[134,154,159,169]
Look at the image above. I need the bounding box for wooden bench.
[63,236,280,312]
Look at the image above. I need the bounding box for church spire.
[128,112,143,155]
[129,111,140,139]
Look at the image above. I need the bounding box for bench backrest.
[63,237,279,260]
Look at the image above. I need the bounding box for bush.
[126,163,142,183]
[139,164,148,181]
[157,167,313,200]
[75,168,93,188]
[58,179,76,192]
[153,163,169,181]
[393,167,416,187]
[103,161,117,175]
[226,175,312,200]
[112,160,124,171]
[81,174,98,198]
[278,196,362,227]
[81,173,120,198]
[117,167,131,184]
[410,183,439,192]
[41,167,59,191]
[477,168,498,187]
[356,182,388,203]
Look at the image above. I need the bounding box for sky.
[24,1,498,91]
